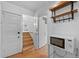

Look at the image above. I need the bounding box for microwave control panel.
[65,38,75,53]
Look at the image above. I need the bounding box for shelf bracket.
[71,1,74,20]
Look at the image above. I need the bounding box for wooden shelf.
[49,1,78,23]
[51,9,78,19]
[49,1,75,11]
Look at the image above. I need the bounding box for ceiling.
[7,1,56,13]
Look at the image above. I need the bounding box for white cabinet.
[48,44,76,58]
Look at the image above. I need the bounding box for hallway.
[8,45,48,58]
[0,1,79,58]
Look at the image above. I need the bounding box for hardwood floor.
[7,32,48,58]
[8,45,48,58]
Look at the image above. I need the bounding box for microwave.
[50,36,75,53]
[50,37,65,49]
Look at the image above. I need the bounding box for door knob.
[18,32,20,34]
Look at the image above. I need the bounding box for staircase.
[22,32,35,53]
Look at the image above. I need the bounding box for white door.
[39,17,47,48]
[2,11,22,57]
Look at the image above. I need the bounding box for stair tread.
[23,41,33,46]
[23,33,30,36]
[23,39,32,42]
[23,38,32,41]
[23,37,32,39]
[23,43,33,48]
[23,40,33,44]
[23,45,34,51]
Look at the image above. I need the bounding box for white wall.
[33,2,56,48]
[48,2,79,57]
[0,2,1,10]
[32,17,39,48]
[23,15,34,32]
[39,17,47,48]
[0,1,2,57]
[34,6,49,48]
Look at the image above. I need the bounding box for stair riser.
[23,45,34,51]
[23,39,32,42]
[23,36,32,40]
[23,42,33,46]
[23,43,33,47]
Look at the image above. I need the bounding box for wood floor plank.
[8,45,48,58]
